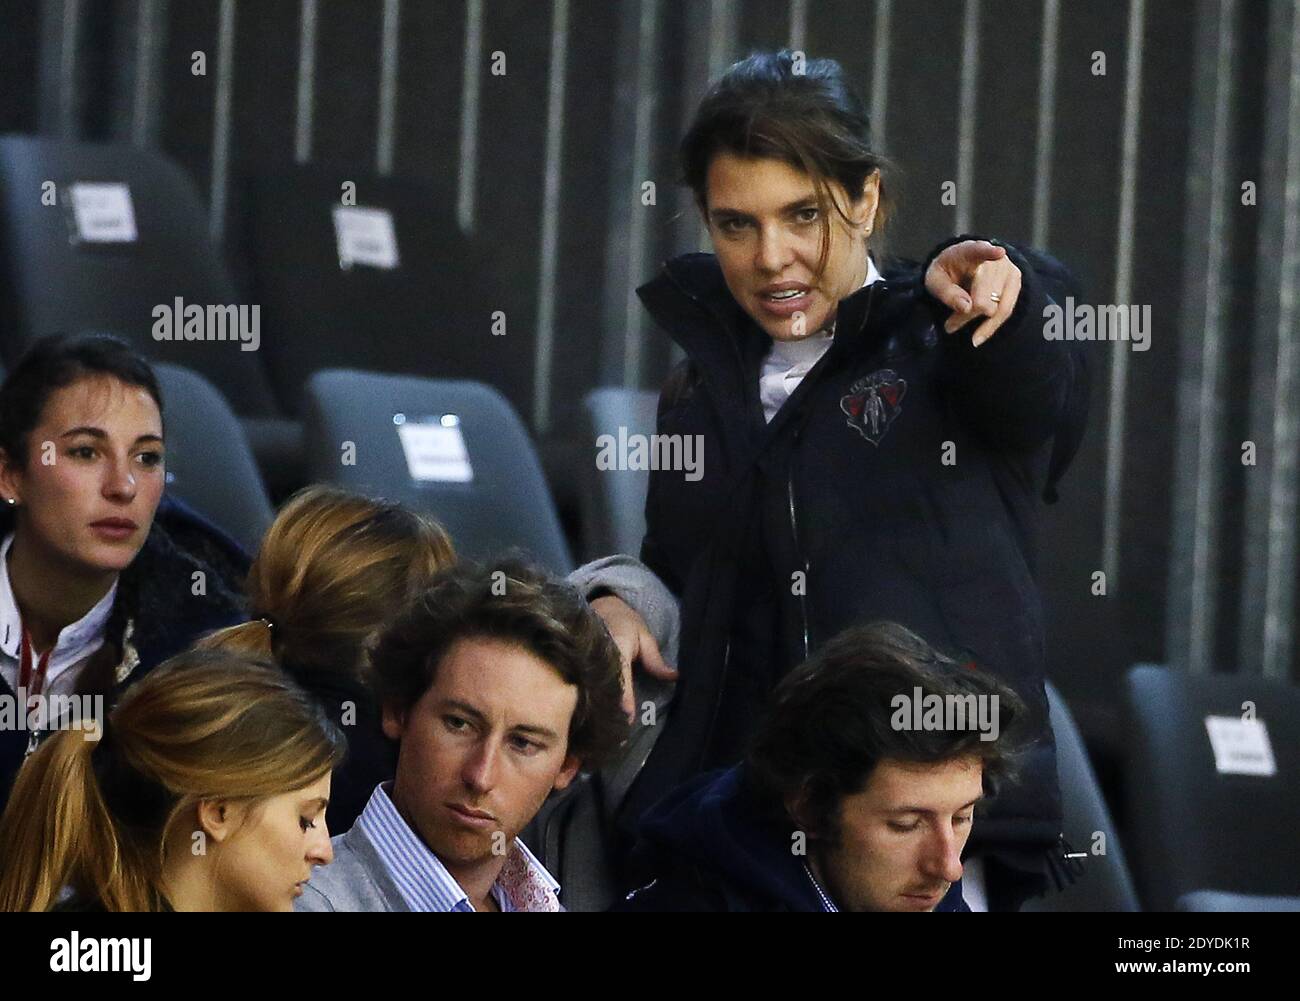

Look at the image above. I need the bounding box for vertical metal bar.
[789,0,808,51]
[59,0,81,137]
[870,0,891,148]
[131,0,167,147]
[1168,0,1236,675]
[376,0,401,176]
[1262,0,1300,679]
[708,0,738,79]
[1031,0,1059,248]
[532,0,570,434]
[294,0,319,164]
[622,0,661,389]
[458,0,485,234]
[954,0,979,234]
[208,0,237,244]
[1100,0,1146,588]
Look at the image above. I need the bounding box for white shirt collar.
[0,533,117,680]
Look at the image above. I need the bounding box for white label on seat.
[1204,716,1276,776]
[68,182,138,243]
[396,421,473,483]
[332,206,399,270]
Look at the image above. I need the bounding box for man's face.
[382,637,581,872]
[704,152,879,343]
[810,756,983,912]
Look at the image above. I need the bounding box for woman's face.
[0,374,165,576]
[704,152,880,343]
[212,773,334,912]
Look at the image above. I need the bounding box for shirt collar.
[357,783,561,913]
[0,533,117,673]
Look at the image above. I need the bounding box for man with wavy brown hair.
[297,559,627,913]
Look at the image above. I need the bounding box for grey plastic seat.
[580,387,659,558]
[303,369,572,573]
[154,363,274,554]
[1176,890,1300,912]
[1124,664,1300,911]
[1022,681,1141,912]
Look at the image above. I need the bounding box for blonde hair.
[0,650,345,911]
[200,486,455,679]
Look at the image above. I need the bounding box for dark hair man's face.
[381,636,581,877]
[810,755,983,912]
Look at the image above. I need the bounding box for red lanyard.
[18,627,51,705]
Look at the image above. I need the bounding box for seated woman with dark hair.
[198,485,456,831]
[0,333,248,814]
[0,649,344,911]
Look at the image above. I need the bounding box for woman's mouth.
[757,285,814,318]
[89,518,138,541]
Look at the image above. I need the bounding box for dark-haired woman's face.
[0,374,164,576]
[704,153,879,343]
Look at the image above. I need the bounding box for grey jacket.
[294,822,409,912]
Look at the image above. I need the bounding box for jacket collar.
[636,252,921,379]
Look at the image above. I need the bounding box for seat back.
[1124,664,1300,910]
[303,369,572,573]
[580,387,659,558]
[1022,681,1141,911]
[0,135,281,417]
[154,363,274,554]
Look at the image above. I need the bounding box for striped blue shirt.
[356,783,561,912]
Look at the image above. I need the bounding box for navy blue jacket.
[616,766,969,912]
[622,237,1089,859]
[0,494,248,813]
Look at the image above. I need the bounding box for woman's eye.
[444,715,469,732]
[67,445,96,460]
[889,820,921,833]
[300,817,317,831]
[954,814,973,827]
[136,451,164,467]
[509,736,540,755]
[796,207,819,223]
[719,218,748,234]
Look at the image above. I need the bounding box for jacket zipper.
[788,432,811,661]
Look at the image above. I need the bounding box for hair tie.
[255,614,277,633]
[90,715,173,833]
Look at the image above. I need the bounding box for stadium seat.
[1123,664,1300,911]
[0,136,302,497]
[1022,681,1141,912]
[154,363,274,554]
[240,166,501,415]
[302,369,572,573]
[580,387,659,558]
[1176,890,1300,912]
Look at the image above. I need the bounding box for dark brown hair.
[746,622,1029,842]
[680,49,898,274]
[370,559,628,769]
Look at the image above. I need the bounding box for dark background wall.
[1,0,1296,753]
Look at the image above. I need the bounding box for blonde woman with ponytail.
[0,649,344,911]
[199,486,455,830]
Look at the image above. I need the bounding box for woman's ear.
[0,447,24,506]
[857,171,882,235]
[196,799,239,845]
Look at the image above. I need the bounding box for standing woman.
[0,333,247,812]
[0,649,343,911]
[582,50,1090,911]
[198,486,455,831]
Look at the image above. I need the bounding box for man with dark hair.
[297,560,628,912]
[616,622,1029,912]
